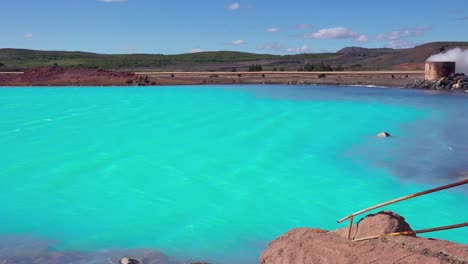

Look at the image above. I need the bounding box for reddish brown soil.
[0,67,426,87]
[142,71,424,87]
[0,66,136,86]
[261,211,468,264]
[390,62,425,70]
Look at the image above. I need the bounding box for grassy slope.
[0,49,340,71]
[1,42,467,71]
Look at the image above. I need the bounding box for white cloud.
[355,35,369,43]
[101,0,128,2]
[228,2,240,10]
[228,39,246,45]
[256,43,283,51]
[187,48,203,53]
[266,27,280,33]
[23,33,33,39]
[377,26,431,49]
[286,44,310,54]
[301,27,359,39]
[385,40,416,49]
[376,26,432,40]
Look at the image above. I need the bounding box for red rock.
[334,210,413,239]
[261,211,468,264]
[0,66,137,86]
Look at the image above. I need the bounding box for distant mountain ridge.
[337,47,397,55]
[1,42,467,72]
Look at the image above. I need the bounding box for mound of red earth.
[409,73,468,91]
[0,66,138,86]
[261,211,468,264]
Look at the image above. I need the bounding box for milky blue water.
[0,85,467,263]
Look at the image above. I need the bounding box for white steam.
[427,48,468,74]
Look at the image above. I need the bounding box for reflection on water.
[0,235,179,264]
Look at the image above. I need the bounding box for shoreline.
[2,82,468,96]
[1,67,465,93]
[0,67,425,88]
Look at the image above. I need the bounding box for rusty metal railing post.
[337,179,468,241]
[353,222,468,242]
[347,216,353,240]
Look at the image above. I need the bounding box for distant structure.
[425,61,456,81]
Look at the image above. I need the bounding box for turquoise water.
[0,85,467,263]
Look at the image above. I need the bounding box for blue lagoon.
[0,85,467,263]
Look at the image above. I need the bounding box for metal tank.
[425,61,456,81]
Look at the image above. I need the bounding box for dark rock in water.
[121,257,140,264]
[435,77,449,90]
[452,82,462,90]
[410,73,468,92]
[376,132,391,138]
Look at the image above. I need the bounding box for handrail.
[353,222,468,242]
[337,179,468,240]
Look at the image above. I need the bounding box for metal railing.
[337,179,468,241]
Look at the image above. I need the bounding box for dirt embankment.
[0,66,426,87]
[138,71,424,87]
[261,211,468,264]
[0,66,136,86]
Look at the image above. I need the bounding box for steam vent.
[425,61,456,81]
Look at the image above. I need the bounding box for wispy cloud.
[187,48,203,53]
[293,24,312,30]
[300,27,367,43]
[100,0,128,2]
[286,44,310,54]
[228,2,240,10]
[23,33,33,39]
[376,26,431,49]
[301,27,359,39]
[227,39,246,45]
[461,16,468,20]
[266,27,280,33]
[385,40,416,49]
[355,35,369,43]
[376,26,432,40]
[256,43,283,51]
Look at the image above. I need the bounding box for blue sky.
[1,0,467,54]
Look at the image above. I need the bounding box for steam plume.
[427,48,468,74]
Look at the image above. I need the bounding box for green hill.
[1,42,467,72]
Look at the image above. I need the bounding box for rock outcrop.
[376,132,391,138]
[121,257,141,264]
[334,211,412,240]
[0,66,137,86]
[409,73,468,91]
[261,211,468,264]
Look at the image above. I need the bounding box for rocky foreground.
[261,211,468,264]
[0,66,139,86]
[409,73,468,91]
[0,66,425,87]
